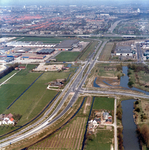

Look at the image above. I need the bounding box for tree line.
[0,63,18,79]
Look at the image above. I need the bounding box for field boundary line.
[7,72,44,109]
[0,71,19,87]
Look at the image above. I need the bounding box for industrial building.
[0,53,22,58]
[6,41,56,48]
[0,46,14,54]
[37,48,55,54]
[13,47,31,53]
[115,46,133,56]
[0,57,14,63]
[21,53,46,59]
[54,39,79,51]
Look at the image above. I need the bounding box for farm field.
[0,65,75,135]
[80,41,98,61]
[0,64,39,114]
[28,97,92,150]
[93,97,114,111]
[29,117,86,150]
[55,51,80,62]
[0,70,18,83]
[4,71,73,126]
[18,37,66,43]
[99,42,114,61]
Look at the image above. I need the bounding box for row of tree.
[128,64,149,73]
[137,124,149,148]
[0,63,18,79]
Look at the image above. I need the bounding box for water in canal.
[121,100,140,150]
[93,77,100,87]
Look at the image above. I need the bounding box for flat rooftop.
[55,39,79,49]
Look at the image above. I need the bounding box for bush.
[135,101,139,105]
[135,107,140,112]
[128,80,134,87]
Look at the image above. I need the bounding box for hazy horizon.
[1,0,149,6]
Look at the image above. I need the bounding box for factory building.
[0,57,14,63]
[13,47,31,53]
[37,48,55,54]
[21,54,46,59]
[115,46,133,56]
[6,41,56,48]
[54,39,79,51]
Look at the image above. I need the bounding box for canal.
[121,100,140,150]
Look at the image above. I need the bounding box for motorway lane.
[82,90,149,99]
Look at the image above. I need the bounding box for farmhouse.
[0,113,15,125]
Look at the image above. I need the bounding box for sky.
[0,0,149,6]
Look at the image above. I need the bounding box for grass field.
[0,65,75,135]
[93,97,114,111]
[0,64,39,114]
[3,71,72,126]
[0,70,18,83]
[18,37,66,43]
[55,51,80,62]
[86,130,113,150]
[99,42,114,61]
[80,41,98,61]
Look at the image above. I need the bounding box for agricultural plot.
[0,64,39,114]
[99,42,114,61]
[55,51,80,62]
[29,117,86,150]
[18,37,66,43]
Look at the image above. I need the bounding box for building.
[115,46,133,56]
[37,48,55,54]
[55,39,79,51]
[0,113,15,125]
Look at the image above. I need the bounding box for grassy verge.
[55,51,80,62]
[99,42,114,61]
[80,41,98,61]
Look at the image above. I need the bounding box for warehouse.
[0,46,14,54]
[55,39,79,51]
[0,57,14,63]
[21,53,46,59]
[115,46,133,56]
[13,47,31,53]
[37,48,55,54]
[0,53,22,58]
